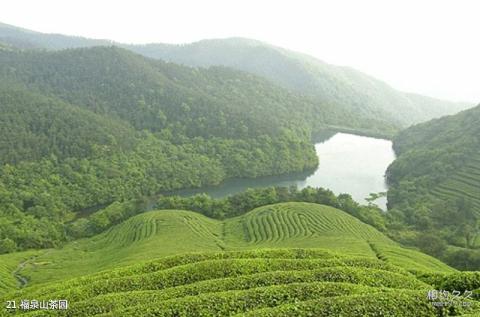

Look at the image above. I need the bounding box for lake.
[172,133,396,209]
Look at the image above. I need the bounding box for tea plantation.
[2,202,479,316]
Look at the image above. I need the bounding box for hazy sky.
[1,0,478,102]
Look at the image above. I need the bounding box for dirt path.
[12,251,50,288]
[12,257,33,288]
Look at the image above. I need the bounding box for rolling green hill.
[1,202,467,316]
[224,203,391,255]
[1,21,478,316]
[0,203,453,292]
[0,250,471,316]
[387,104,480,268]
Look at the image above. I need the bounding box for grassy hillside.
[1,202,470,316]
[0,251,39,293]
[0,202,453,292]
[0,248,472,317]
[224,203,390,255]
[387,104,480,268]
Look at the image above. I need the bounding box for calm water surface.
[173,133,396,209]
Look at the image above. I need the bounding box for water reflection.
[169,133,396,209]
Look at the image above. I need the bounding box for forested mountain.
[0,22,112,49]
[125,38,472,127]
[386,104,480,268]
[0,45,395,252]
[0,46,393,140]
[0,22,471,128]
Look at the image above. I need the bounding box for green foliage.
[66,200,147,238]
[0,238,16,254]
[0,46,330,251]
[386,105,480,269]
[415,233,449,258]
[58,282,374,317]
[126,38,471,128]
[156,186,387,230]
[0,203,453,292]
[239,291,439,317]
[0,248,468,317]
[3,22,469,130]
[443,248,480,271]
[439,272,480,293]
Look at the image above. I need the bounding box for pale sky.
[1,0,478,103]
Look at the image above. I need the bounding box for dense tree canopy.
[64,186,387,241]
[386,105,480,269]
[1,21,470,128]
[0,46,391,252]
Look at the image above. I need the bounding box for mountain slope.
[2,249,457,317]
[2,202,453,290]
[126,38,471,127]
[0,22,470,128]
[0,203,467,316]
[0,22,112,49]
[388,104,480,212]
[0,44,396,137]
[0,82,138,164]
[386,104,480,268]
[1,46,333,252]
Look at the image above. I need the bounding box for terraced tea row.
[10,256,411,303]
[431,156,480,214]
[1,203,454,291]
[370,243,456,273]
[237,291,436,317]
[239,203,387,244]
[0,252,38,292]
[1,249,474,317]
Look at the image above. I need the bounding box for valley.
[0,18,479,317]
[170,133,396,208]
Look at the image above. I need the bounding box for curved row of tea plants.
[1,203,455,294]
[2,249,477,317]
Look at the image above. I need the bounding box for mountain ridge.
[0,21,472,128]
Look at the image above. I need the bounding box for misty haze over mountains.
[0,21,473,129]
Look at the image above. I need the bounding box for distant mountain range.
[0,22,473,128]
